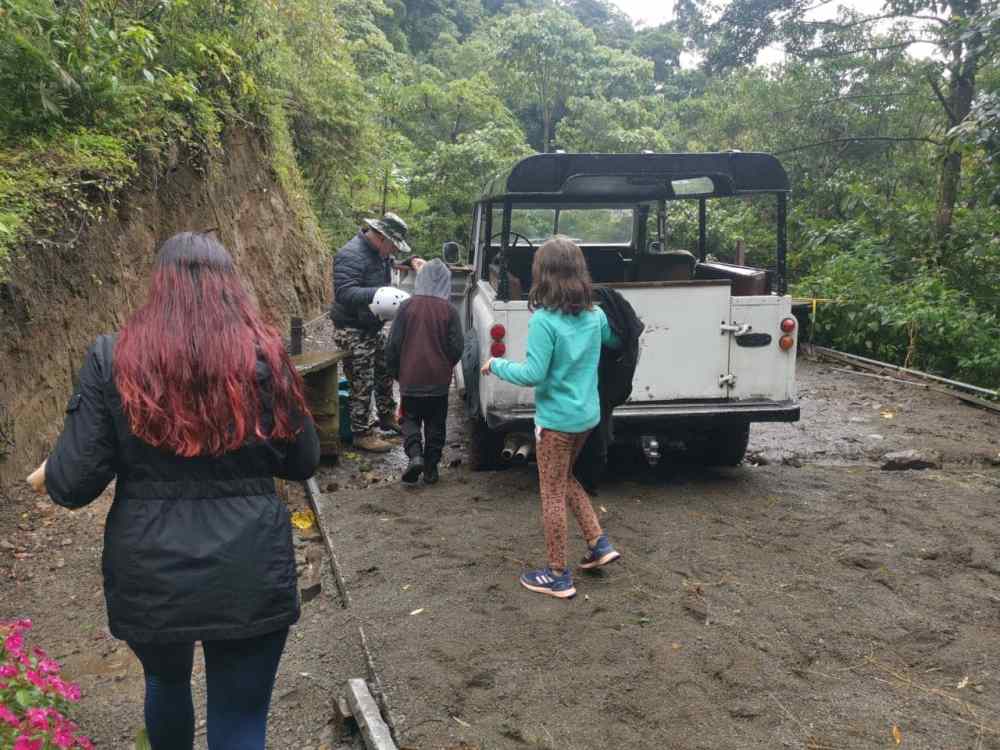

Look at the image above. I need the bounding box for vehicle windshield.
[492,207,633,245]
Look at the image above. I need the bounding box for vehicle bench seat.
[629,250,697,282]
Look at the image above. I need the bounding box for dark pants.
[401,395,448,466]
[128,627,289,750]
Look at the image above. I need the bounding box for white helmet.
[369,286,410,321]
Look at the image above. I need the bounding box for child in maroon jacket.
[385,259,463,484]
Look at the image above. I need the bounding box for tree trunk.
[935,67,974,245]
[935,0,980,245]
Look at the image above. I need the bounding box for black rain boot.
[422,463,439,485]
[402,454,424,484]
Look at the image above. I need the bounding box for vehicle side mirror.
[647,240,664,254]
[442,241,461,265]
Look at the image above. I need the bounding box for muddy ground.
[2,356,999,749]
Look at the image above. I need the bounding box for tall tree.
[559,0,634,48]
[490,9,598,152]
[679,0,999,245]
[489,8,653,152]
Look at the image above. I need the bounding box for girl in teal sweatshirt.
[483,236,622,599]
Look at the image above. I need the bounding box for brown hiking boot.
[353,431,393,453]
[377,414,402,434]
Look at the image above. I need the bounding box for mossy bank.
[0,126,330,487]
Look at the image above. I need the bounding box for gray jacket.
[330,231,392,331]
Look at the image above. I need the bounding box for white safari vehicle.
[440,152,800,470]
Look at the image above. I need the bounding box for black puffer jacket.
[330,230,392,331]
[45,335,320,644]
[574,288,644,490]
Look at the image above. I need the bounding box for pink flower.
[4,631,24,657]
[53,725,76,749]
[0,704,19,727]
[75,737,94,750]
[63,682,82,702]
[0,664,17,678]
[38,658,61,675]
[13,736,44,750]
[25,707,49,731]
[47,676,81,701]
[25,668,47,689]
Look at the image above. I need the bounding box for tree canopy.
[1,0,998,386]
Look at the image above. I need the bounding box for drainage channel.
[302,476,402,750]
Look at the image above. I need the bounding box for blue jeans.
[128,628,289,750]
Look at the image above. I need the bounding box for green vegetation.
[1,0,997,387]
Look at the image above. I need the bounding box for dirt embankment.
[0,128,330,485]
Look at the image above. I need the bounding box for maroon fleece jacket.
[385,296,464,397]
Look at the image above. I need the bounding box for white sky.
[610,0,938,63]
[611,0,887,27]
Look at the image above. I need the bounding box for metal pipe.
[498,201,512,301]
[501,433,520,462]
[698,199,707,260]
[776,193,788,296]
[513,440,534,464]
[814,346,998,398]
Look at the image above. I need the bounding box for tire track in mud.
[297,356,1000,750]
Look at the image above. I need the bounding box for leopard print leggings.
[535,428,604,571]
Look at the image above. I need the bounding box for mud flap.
[462,331,481,420]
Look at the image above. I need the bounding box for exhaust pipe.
[513,439,534,464]
[641,436,661,467]
[501,433,520,462]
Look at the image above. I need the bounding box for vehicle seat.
[489,263,524,300]
[633,249,697,282]
[583,248,627,283]
[503,248,534,292]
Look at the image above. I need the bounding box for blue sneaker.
[519,567,577,599]
[579,534,621,570]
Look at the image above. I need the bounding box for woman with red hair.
[27,232,319,749]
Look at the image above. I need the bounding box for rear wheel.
[468,417,504,471]
[686,423,751,466]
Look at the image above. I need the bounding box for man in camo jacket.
[330,213,424,452]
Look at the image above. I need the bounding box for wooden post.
[290,317,303,356]
[292,351,346,459]
[735,239,745,266]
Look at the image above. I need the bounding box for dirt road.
[2,357,999,749]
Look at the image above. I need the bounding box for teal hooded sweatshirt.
[491,306,619,434]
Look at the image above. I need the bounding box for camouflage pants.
[334,326,396,434]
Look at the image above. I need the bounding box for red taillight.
[490,324,506,340]
[490,341,507,357]
[780,317,797,333]
[779,335,794,351]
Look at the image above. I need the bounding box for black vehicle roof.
[480,151,790,202]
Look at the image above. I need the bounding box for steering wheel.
[488,232,536,253]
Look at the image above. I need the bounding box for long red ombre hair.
[115,232,308,457]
